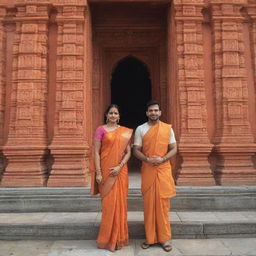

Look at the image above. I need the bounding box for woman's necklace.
[104,123,119,132]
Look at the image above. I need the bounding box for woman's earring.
[117,118,120,124]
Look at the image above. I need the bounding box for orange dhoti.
[91,126,132,251]
[141,121,176,244]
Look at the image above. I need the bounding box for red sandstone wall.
[0,0,255,187]
[0,0,92,187]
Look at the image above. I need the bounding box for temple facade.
[0,0,255,187]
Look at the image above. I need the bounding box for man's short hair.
[146,100,161,111]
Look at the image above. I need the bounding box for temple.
[0,0,255,187]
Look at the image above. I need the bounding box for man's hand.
[147,155,164,166]
[109,165,121,176]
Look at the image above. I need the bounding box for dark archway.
[111,56,152,129]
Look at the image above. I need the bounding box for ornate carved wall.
[47,1,91,187]
[211,0,256,184]
[0,5,6,182]
[173,0,215,185]
[0,0,91,187]
[1,1,50,186]
[0,0,255,187]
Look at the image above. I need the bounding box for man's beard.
[148,116,159,122]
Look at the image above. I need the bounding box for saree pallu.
[91,126,133,252]
[141,121,176,244]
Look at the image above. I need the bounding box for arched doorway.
[111,56,152,130]
[111,57,152,174]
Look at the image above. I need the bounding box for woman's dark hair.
[146,100,161,111]
[104,104,120,123]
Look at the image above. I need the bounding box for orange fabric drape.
[141,121,176,244]
[90,126,132,252]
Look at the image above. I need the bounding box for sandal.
[141,242,150,249]
[161,242,172,252]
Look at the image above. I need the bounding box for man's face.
[146,104,161,122]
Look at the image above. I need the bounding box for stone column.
[250,8,256,80]
[211,0,256,185]
[173,0,215,185]
[251,8,256,91]
[247,2,256,137]
[1,2,50,187]
[47,1,91,186]
[246,1,256,174]
[0,6,6,182]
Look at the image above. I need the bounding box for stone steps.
[1,186,256,212]
[0,211,256,240]
[1,187,255,241]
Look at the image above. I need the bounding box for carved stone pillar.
[173,0,215,185]
[0,6,6,182]
[247,2,256,138]
[1,2,50,187]
[211,1,256,185]
[251,10,256,93]
[47,1,91,187]
[246,1,256,175]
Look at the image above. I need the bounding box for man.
[133,100,177,252]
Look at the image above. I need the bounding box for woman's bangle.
[96,169,101,174]
[119,162,125,168]
[162,156,166,162]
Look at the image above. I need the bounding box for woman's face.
[106,107,120,124]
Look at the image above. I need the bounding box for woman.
[91,104,133,252]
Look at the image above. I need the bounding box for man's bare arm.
[133,145,148,162]
[162,143,177,162]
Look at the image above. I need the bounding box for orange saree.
[91,126,133,252]
[141,121,176,244]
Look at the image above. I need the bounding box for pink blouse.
[94,126,107,141]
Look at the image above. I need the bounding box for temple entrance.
[111,56,152,176]
[91,1,169,177]
[111,56,152,130]
[91,2,169,132]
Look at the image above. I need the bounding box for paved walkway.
[1,211,256,224]
[1,238,256,256]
